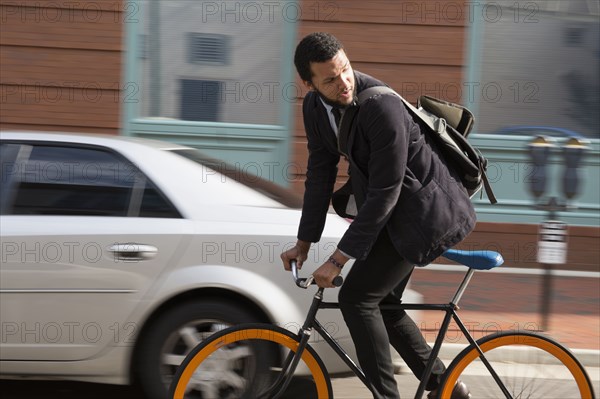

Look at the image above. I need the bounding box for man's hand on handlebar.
[313,250,348,288]
[280,240,311,271]
[281,242,346,288]
[312,262,343,288]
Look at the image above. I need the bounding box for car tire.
[133,298,261,399]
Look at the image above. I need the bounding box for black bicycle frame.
[317,299,463,398]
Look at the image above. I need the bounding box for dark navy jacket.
[297,71,476,266]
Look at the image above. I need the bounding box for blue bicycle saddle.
[442,249,504,270]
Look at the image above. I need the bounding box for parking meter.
[526,136,589,332]
[562,137,588,199]
[527,136,554,199]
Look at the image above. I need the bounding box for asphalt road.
[0,374,413,399]
[0,377,325,399]
[4,369,599,399]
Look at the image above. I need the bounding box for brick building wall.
[0,0,123,134]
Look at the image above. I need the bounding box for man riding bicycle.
[280,32,474,399]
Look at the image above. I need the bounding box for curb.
[392,344,599,373]
[430,343,600,368]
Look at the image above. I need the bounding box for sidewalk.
[419,311,600,367]
[410,266,600,364]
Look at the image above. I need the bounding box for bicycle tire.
[169,323,333,399]
[438,330,595,399]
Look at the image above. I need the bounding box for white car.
[0,131,419,398]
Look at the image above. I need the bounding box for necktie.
[332,107,349,158]
[331,107,342,131]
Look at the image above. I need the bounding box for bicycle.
[169,248,596,398]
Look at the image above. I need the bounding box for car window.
[169,148,303,209]
[1,143,181,218]
[0,143,24,214]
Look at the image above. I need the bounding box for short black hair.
[294,32,345,83]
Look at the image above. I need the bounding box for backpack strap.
[338,86,405,157]
[339,86,443,156]
[360,87,443,132]
[481,162,498,204]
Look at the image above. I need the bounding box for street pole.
[537,201,562,332]
[528,136,588,332]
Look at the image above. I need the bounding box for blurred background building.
[1,0,599,270]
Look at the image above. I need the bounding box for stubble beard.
[314,86,357,109]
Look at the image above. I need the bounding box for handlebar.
[290,260,344,289]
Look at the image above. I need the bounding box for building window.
[180,79,221,122]
[473,1,599,139]
[563,27,585,47]
[188,33,230,65]
[136,1,286,125]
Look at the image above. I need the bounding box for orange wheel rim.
[173,328,330,399]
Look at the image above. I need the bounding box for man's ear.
[303,80,314,91]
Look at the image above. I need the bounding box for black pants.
[338,230,446,398]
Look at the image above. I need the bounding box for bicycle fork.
[259,288,326,399]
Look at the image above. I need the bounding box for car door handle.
[108,244,158,261]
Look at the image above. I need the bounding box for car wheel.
[134,299,261,399]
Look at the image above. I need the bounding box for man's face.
[305,49,355,107]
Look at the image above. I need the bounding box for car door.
[0,141,190,361]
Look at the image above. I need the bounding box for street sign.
[537,220,568,264]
